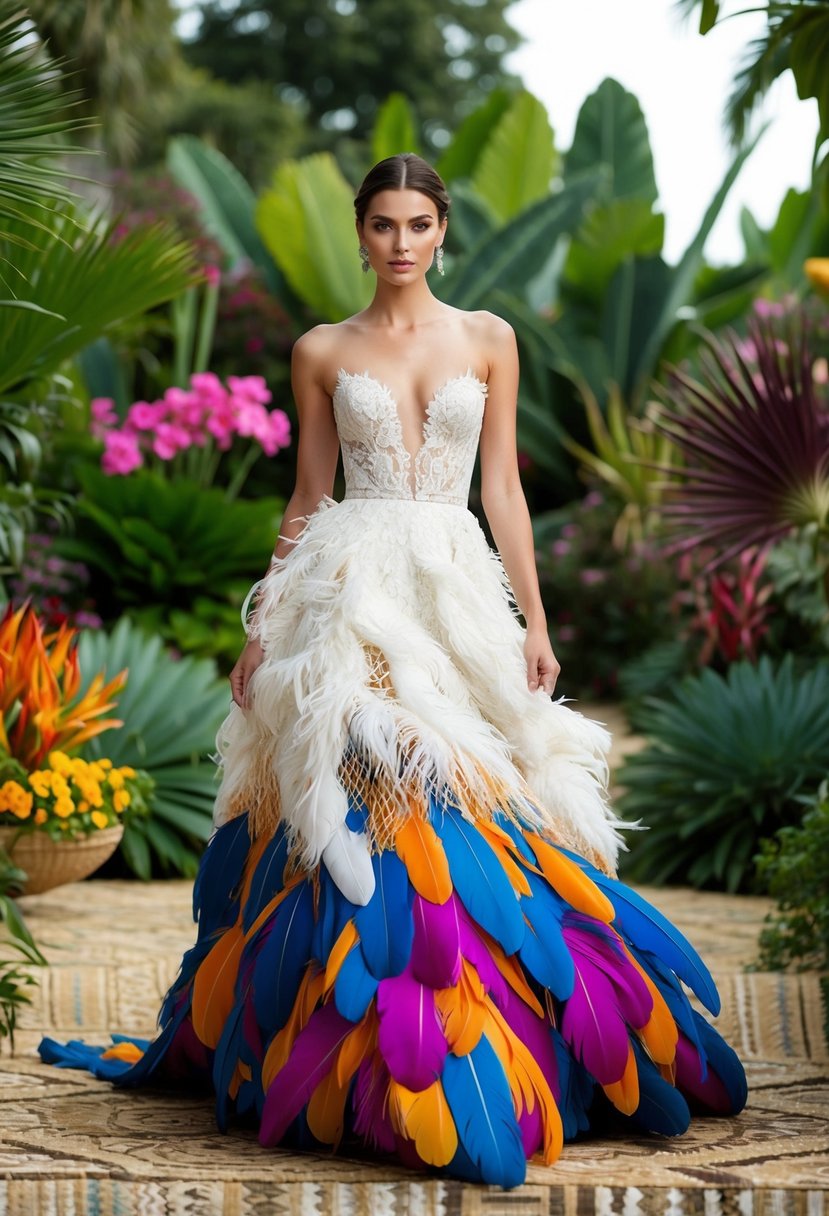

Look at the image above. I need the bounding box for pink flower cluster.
[91,373,291,476]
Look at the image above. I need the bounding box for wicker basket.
[0,824,124,896]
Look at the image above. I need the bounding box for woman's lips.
[389,261,414,270]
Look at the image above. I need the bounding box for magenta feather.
[163,1016,211,1080]
[560,930,631,1085]
[259,1002,353,1145]
[517,1093,543,1157]
[454,897,510,1009]
[564,917,654,1029]
[410,894,462,989]
[674,1033,733,1113]
[354,1057,396,1151]
[376,965,448,1091]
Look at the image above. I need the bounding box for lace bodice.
[332,367,488,506]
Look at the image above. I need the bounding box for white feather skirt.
[213,495,628,905]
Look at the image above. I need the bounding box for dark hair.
[354,153,450,226]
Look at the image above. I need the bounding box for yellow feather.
[388,1079,458,1166]
[434,959,487,1055]
[323,919,359,993]
[603,1042,640,1115]
[524,832,615,923]
[394,813,452,903]
[191,923,245,1049]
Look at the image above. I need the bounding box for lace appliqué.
[333,369,488,506]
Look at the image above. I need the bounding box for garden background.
[1,0,828,1056]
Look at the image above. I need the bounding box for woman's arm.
[230,329,340,707]
[478,314,559,695]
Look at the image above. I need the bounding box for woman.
[39,153,746,1190]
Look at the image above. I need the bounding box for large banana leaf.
[257,153,373,321]
[435,88,515,183]
[372,93,420,163]
[0,203,200,396]
[565,78,658,205]
[442,170,602,310]
[470,90,559,223]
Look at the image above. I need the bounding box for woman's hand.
[229,637,265,710]
[524,624,560,695]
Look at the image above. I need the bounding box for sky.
[504,0,819,264]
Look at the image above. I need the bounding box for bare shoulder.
[472,309,515,346]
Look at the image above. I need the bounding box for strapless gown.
[38,366,747,1189]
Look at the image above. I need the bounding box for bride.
[39,152,747,1190]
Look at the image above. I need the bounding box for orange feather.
[243,876,304,942]
[603,1041,640,1115]
[306,1064,351,1146]
[100,1041,145,1064]
[481,930,545,1019]
[387,1079,458,1166]
[335,1008,377,1089]
[485,1005,564,1165]
[622,945,678,1064]
[261,965,325,1091]
[394,813,452,903]
[476,822,532,896]
[524,832,615,923]
[191,923,245,1049]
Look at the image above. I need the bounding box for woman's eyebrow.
[369,213,434,221]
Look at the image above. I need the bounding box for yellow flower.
[29,770,53,797]
[107,769,125,790]
[90,810,109,830]
[11,792,33,819]
[48,751,73,775]
[119,766,136,779]
[34,807,48,825]
[53,797,74,819]
[0,780,32,819]
[805,258,829,298]
[88,763,106,782]
[51,773,70,797]
[78,800,89,812]
[113,789,131,813]
[98,759,113,770]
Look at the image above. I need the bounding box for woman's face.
[357,188,447,283]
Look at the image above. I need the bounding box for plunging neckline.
[334,365,488,467]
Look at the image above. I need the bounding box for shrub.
[755,781,829,973]
[617,655,829,892]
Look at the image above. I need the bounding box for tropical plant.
[653,308,829,567]
[0,603,126,774]
[687,546,775,667]
[755,779,829,973]
[617,655,829,892]
[24,0,181,166]
[0,846,48,1051]
[535,491,683,699]
[77,618,230,880]
[54,465,283,625]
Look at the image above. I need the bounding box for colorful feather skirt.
[38,795,747,1189]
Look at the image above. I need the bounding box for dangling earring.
[435,245,444,275]
[359,245,371,273]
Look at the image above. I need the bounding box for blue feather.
[442,1035,526,1189]
[192,815,251,939]
[636,947,706,1069]
[518,868,574,999]
[431,801,525,955]
[242,827,290,932]
[557,849,720,1014]
[493,812,538,864]
[550,1026,594,1140]
[335,942,379,1022]
[629,1039,691,1135]
[688,1009,748,1113]
[354,849,414,980]
[252,882,315,1033]
[212,998,246,1132]
[345,788,369,832]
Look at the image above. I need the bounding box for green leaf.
[372,93,420,164]
[566,78,658,206]
[471,90,559,223]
